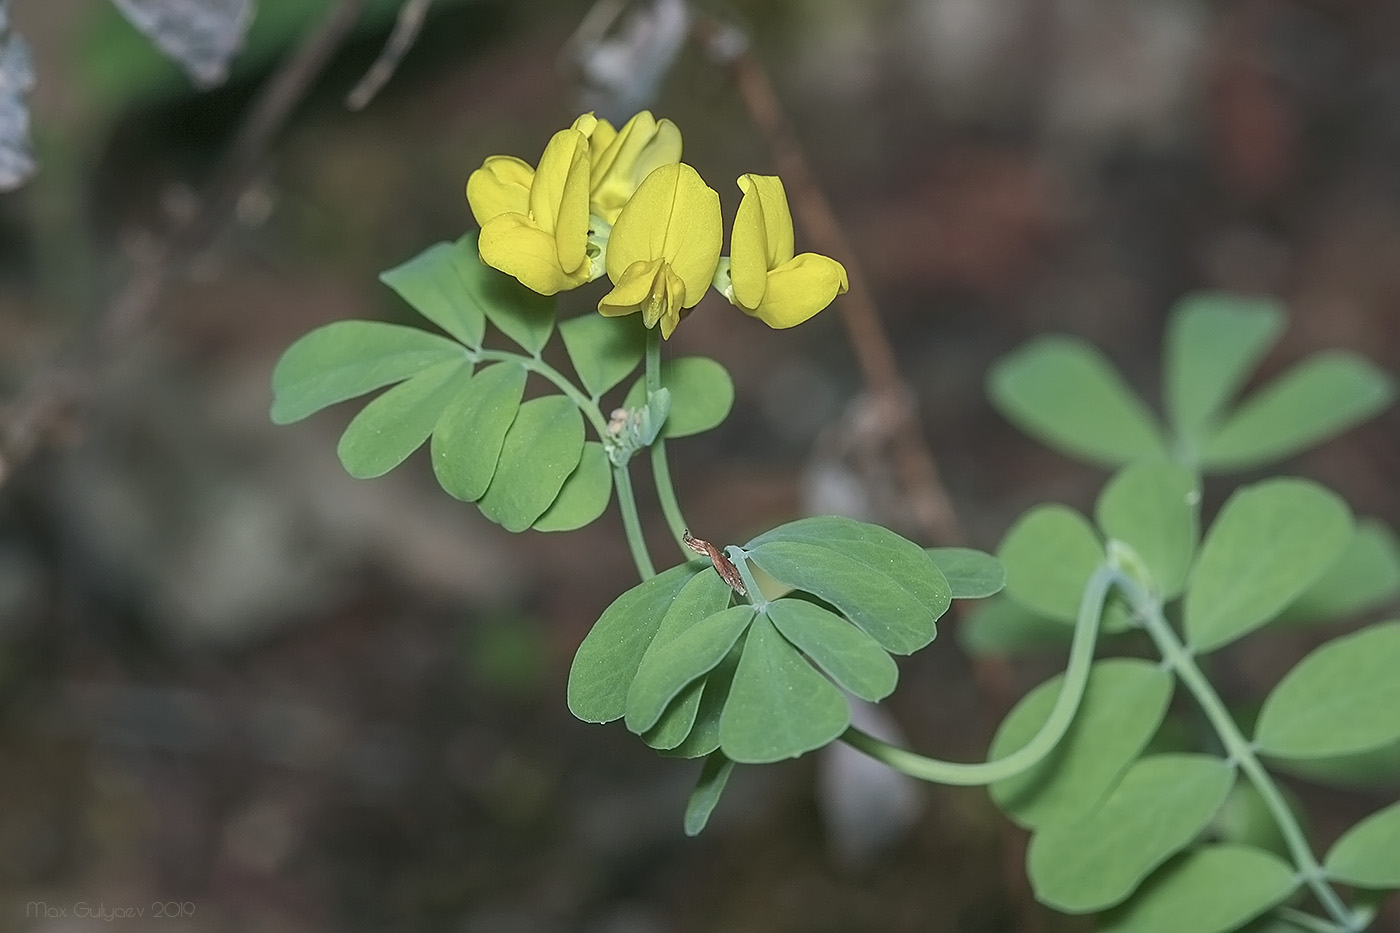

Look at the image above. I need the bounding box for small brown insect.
[683,530,747,596]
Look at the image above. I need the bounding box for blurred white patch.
[110,0,254,89]
[566,0,691,120]
[816,697,923,869]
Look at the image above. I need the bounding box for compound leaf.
[927,547,1005,599]
[431,362,527,502]
[1098,845,1296,933]
[1095,461,1200,599]
[336,359,471,478]
[999,505,1105,624]
[1325,800,1400,888]
[624,356,734,438]
[532,441,612,532]
[765,597,898,702]
[559,312,646,398]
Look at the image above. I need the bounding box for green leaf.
[745,516,951,654]
[379,236,486,348]
[533,442,612,532]
[430,362,527,501]
[559,312,646,399]
[1163,293,1285,448]
[336,360,471,479]
[643,681,705,751]
[684,753,735,837]
[927,547,1006,599]
[473,260,556,356]
[477,396,586,532]
[270,320,464,424]
[957,596,1073,657]
[1278,520,1400,625]
[623,356,734,438]
[1098,845,1297,933]
[664,636,746,759]
[567,564,702,723]
[1029,754,1236,912]
[1254,621,1400,759]
[720,614,850,763]
[988,336,1169,467]
[765,598,898,702]
[1272,737,1400,790]
[626,605,755,734]
[990,659,1174,829]
[1200,352,1395,470]
[998,505,1105,624]
[1325,799,1400,888]
[1095,461,1200,599]
[1184,479,1353,653]
[628,573,739,737]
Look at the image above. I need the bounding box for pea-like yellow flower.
[725,174,849,328]
[586,112,682,223]
[598,163,721,339]
[477,126,593,295]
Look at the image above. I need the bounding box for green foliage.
[1028,754,1236,912]
[1098,846,1297,933]
[1325,800,1400,887]
[989,292,1394,472]
[990,659,1174,829]
[336,359,472,478]
[1095,461,1199,599]
[926,546,1006,598]
[1278,520,1400,626]
[1254,621,1400,760]
[623,356,734,438]
[559,312,647,398]
[998,504,1104,623]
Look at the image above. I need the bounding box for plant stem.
[1275,907,1351,933]
[842,563,1112,785]
[641,327,691,556]
[1115,575,1359,932]
[613,464,655,580]
[651,440,689,555]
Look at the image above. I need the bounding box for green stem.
[725,547,768,609]
[476,349,609,436]
[842,563,1112,785]
[1275,907,1350,933]
[641,327,691,557]
[651,440,690,555]
[1116,575,1359,932]
[613,464,655,580]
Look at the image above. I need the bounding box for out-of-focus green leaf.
[1278,520,1400,626]
[988,336,1169,467]
[1162,293,1284,449]
[1185,479,1352,653]
[1325,800,1400,888]
[998,505,1105,624]
[1200,352,1394,470]
[1098,846,1297,933]
[1096,461,1200,599]
[1255,621,1400,760]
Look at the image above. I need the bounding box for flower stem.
[651,440,690,556]
[612,463,655,580]
[1114,574,1359,932]
[841,563,1111,785]
[641,327,691,557]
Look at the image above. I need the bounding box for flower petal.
[480,212,592,295]
[597,258,687,337]
[591,112,683,222]
[529,128,591,274]
[607,163,721,308]
[740,174,795,268]
[741,252,849,328]
[466,155,533,226]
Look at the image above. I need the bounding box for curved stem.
[476,349,609,437]
[1116,575,1359,932]
[651,440,689,555]
[842,563,1112,785]
[613,464,655,580]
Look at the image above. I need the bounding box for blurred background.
[1,0,1398,930]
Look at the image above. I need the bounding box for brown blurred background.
[1,0,1397,930]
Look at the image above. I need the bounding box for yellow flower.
[465,155,533,227]
[598,163,721,338]
[477,127,593,295]
[587,112,682,223]
[726,174,848,328]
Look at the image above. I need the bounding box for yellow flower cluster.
[466,112,849,339]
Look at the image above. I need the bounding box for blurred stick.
[345,0,435,111]
[0,0,369,487]
[698,24,964,548]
